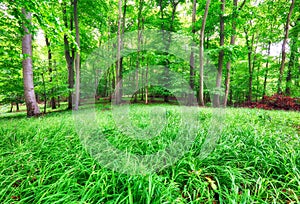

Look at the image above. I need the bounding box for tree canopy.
[0,0,299,115]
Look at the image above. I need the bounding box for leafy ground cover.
[0,104,299,203]
[240,94,300,111]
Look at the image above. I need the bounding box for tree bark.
[165,0,179,103]
[278,0,295,94]
[199,0,211,106]
[213,0,225,107]
[262,41,271,99]
[22,8,40,117]
[145,61,149,104]
[10,103,13,113]
[74,0,80,110]
[115,0,123,104]
[45,35,56,109]
[134,0,144,103]
[41,72,47,114]
[188,0,197,106]
[285,39,296,96]
[62,2,75,110]
[224,0,237,106]
[245,28,255,102]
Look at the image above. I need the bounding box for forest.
[0,0,300,203]
[0,0,299,114]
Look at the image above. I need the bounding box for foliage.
[242,94,300,111]
[0,104,299,203]
[1,0,300,108]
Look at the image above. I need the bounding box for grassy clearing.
[0,104,299,203]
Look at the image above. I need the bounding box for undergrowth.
[0,104,299,203]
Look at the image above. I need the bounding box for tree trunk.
[165,0,179,103]
[223,0,237,106]
[74,0,80,110]
[62,2,75,110]
[134,0,143,103]
[45,35,56,109]
[213,0,225,107]
[115,0,122,104]
[285,39,296,96]
[22,8,40,117]
[245,28,255,102]
[41,72,47,114]
[278,0,295,94]
[255,55,259,102]
[141,67,144,101]
[16,102,19,112]
[188,0,196,106]
[199,0,211,106]
[262,41,271,99]
[145,61,149,104]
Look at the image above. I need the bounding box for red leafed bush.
[241,94,300,111]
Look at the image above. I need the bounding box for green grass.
[0,104,299,203]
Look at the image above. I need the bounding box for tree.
[262,41,271,99]
[74,0,80,110]
[22,8,40,117]
[115,0,123,104]
[133,0,144,103]
[199,0,211,106]
[223,0,246,106]
[244,24,256,102]
[213,0,225,107]
[45,35,57,109]
[188,0,196,106]
[62,1,75,110]
[285,16,299,95]
[0,3,24,111]
[277,0,295,94]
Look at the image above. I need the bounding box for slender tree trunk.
[104,70,109,97]
[107,20,113,102]
[223,0,237,106]
[41,72,47,114]
[158,0,168,102]
[199,0,211,106]
[134,0,143,103]
[74,0,80,110]
[115,0,122,104]
[188,0,196,106]
[45,36,56,109]
[141,68,144,101]
[145,61,149,104]
[213,0,225,107]
[278,0,295,94]
[245,28,255,102]
[164,0,179,103]
[285,39,296,95]
[255,55,259,102]
[262,41,271,99]
[22,8,40,117]
[62,3,75,110]
[247,49,253,102]
[94,66,100,97]
[223,0,246,105]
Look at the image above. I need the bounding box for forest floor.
[0,104,299,203]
